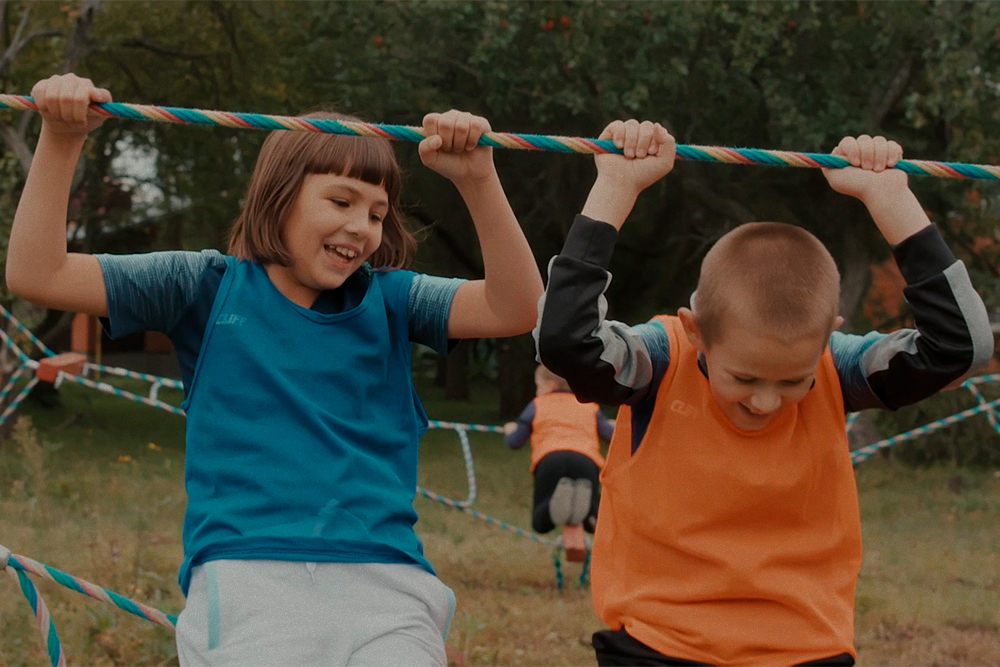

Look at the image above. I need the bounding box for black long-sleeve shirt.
[536,215,994,452]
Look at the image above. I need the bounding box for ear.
[677,307,706,352]
[833,315,844,331]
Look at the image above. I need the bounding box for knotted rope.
[0,95,997,180]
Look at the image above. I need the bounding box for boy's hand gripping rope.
[1,94,998,180]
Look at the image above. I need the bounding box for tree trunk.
[496,334,537,420]
[838,230,874,332]
[445,339,470,401]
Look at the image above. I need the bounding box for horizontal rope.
[0,95,996,180]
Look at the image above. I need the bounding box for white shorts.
[175,560,455,667]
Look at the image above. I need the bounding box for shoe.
[568,479,592,525]
[548,477,575,526]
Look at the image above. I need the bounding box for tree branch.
[0,5,60,76]
[0,121,31,172]
[869,54,914,128]
[680,176,757,224]
[119,37,214,61]
[60,0,101,73]
[404,206,484,276]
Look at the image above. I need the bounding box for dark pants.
[593,628,855,666]
[532,450,600,534]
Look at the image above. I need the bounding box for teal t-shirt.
[97,251,463,594]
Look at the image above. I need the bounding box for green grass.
[2,377,999,665]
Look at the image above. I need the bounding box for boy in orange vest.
[535,120,993,665]
[504,365,613,534]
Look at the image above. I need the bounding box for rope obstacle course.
[1,97,999,665]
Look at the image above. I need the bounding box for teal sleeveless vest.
[177,258,431,594]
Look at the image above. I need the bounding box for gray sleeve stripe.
[597,320,653,389]
[588,267,651,390]
[861,329,920,375]
[944,261,994,370]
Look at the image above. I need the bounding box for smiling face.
[264,173,388,308]
[679,309,828,431]
[704,324,825,431]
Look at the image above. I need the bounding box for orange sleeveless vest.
[591,316,862,665]
[529,392,606,472]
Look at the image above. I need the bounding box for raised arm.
[536,120,675,405]
[6,74,112,316]
[823,135,929,244]
[417,110,542,339]
[824,135,993,409]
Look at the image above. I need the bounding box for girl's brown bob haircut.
[228,111,416,269]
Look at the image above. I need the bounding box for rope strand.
[1,94,997,179]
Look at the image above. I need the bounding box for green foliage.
[1,1,999,430]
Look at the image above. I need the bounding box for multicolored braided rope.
[53,369,185,416]
[4,549,178,630]
[426,420,479,507]
[419,420,561,548]
[416,485,559,548]
[2,545,176,667]
[0,304,55,358]
[2,546,65,667]
[553,549,590,590]
[1,94,997,180]
[850,394,1000,464]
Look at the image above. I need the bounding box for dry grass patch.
[2,380,1000,665]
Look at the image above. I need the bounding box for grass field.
[1,376,999,666]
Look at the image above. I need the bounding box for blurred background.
[1,4,1000,664]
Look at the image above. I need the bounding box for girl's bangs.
[305,134,400,199]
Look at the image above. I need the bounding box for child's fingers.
[67,77,93,125]
[835,137,860,166]
[55,84,83,125]
[468,116,490,150]
[448,112,471,153]
[422,112,441,144]
[653,123,675,157]
[646,123,664,155]
[30,78,50,114]
[435,113,456,152]
[622,119,640,158]
[635,121,656,159]
[91,86,112,104]
[856,134,874,171]
[888,141,903,166]
[871,136,889,172]
[602,120,625,146]
[417,135,443,164]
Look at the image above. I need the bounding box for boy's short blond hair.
[694,222,840,347]
[535,365,571,392]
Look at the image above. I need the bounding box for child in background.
[503,364,612,534]
[535,119,993,665]
[6,73,543,667]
